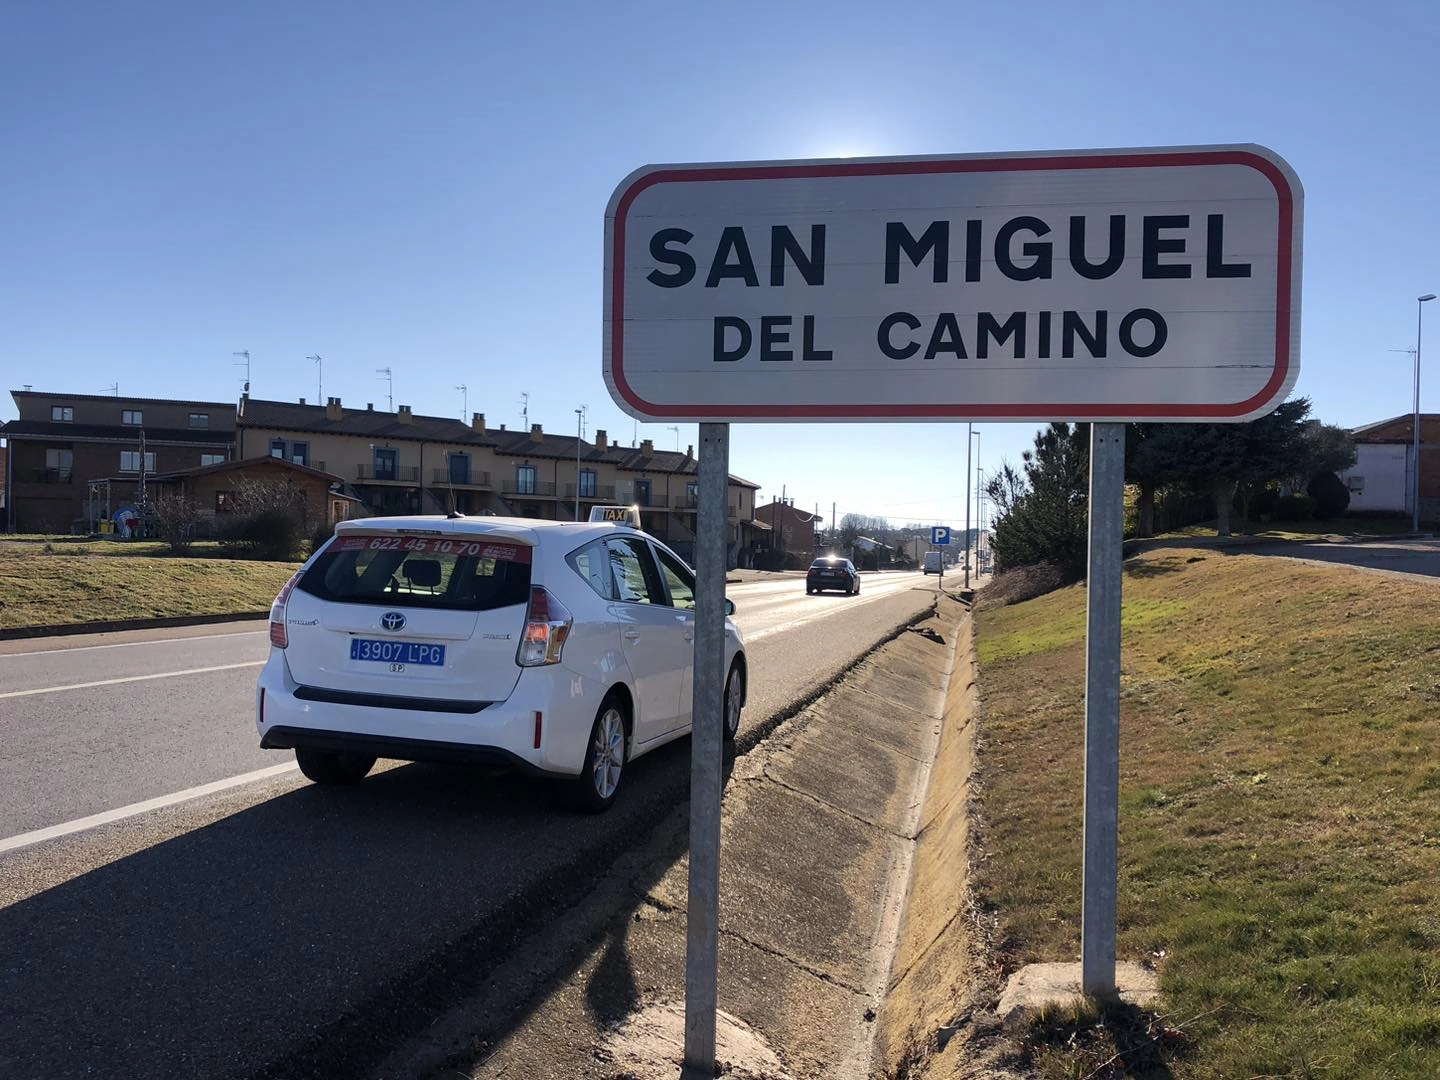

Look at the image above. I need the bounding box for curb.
[0,611,270,642]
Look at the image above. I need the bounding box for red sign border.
[606,149,1297,421]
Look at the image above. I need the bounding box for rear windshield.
[298,534,532,611]
[811,559,847,569]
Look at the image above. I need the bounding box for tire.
[723,662,745,742]
[295,748,375,786]
[569,695,629,812]
[854,578,860,594]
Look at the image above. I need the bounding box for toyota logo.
[380,611,406,632]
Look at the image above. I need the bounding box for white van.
[922,551,943,575]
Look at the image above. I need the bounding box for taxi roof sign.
[589,505,643,528]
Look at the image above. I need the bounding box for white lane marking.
[0,661,265,699]
[0,762,300,855]
[0,629,268,658]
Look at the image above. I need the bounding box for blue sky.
[3,1,1437,530]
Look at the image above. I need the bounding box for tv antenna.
[376,367,393,411]
[667,425,680,451]
[99,383,119,396]
[233,350,251,393]
[519,391,530,429]
[456,383,468,419]
[307,355,322,401]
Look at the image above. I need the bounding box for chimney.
[366,403,374,412]
[397,405,413,424]
[686,444,693,459]
[326,397,343,422]
[500,423,507,431]
[529,423,544,443]
[595,429,608,451]
[298,397,306,406]
[472,411,486,434]
[640,438,654,456]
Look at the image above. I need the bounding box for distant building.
[1,390,235,533]
[757,499,819,559]
[1338,414,1439,523]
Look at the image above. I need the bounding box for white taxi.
[256,507,746,811]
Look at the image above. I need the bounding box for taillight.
[269,571,302,649]
[517,586,572,667]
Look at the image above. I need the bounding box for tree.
[1131,398,1314,537]
[217,477,316,560]
[150,490,206,553]
[984,423,1091,574]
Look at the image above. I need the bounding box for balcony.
[26,468,74,484]
[502,480,557,497]
[432,468,492,487]
[673,493,700,510]
[356,464,420,483]
[562,482,617,501]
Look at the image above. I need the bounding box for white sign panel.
[603,145,1301,423]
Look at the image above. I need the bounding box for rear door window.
[567,539,617,600]
[299,534,532,611]
[605,536,667,605]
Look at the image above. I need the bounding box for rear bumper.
[260,725,548,775]
[256,650,603,776]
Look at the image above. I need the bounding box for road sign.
[931,526,950,545]
[604,145,1300,423]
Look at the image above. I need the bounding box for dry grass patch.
[0,552,295,629]
[973,548,1440,1079]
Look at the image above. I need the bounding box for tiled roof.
[11,390,234,409]
[239,398,491,445]
[153,455,343,483]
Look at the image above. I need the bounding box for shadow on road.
[0,737,735,1080]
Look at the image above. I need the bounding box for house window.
[200,453,226,466]
[188,413,210,429]
[270,439,287,459]
[579,469,597,498]
[51,406,74,422]
[633,479,651,506]
[448,453,470,485]
[373,447,397,481]
[45,448,73,480]
[215,491,236,512]
[516,465,537,495]
[289,442,309,466]
[120,451,157,472]
[686,481,699,504]
[122,409,143,426]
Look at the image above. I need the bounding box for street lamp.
[1416,295,1435,532]
[964,426,980,588]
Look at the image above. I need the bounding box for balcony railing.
[27,468,74,484]
[356,464,420,482]
[432,468,492,487]
[562,482,617,501]
[674,493,700,509]
[503,480,557,497]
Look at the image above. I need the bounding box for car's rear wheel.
[295,748,376,786]
[723,662,745,742]
[570,696,629,812]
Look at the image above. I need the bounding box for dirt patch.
[596,1000,794,1080]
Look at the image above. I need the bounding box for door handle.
[623,629,641,642]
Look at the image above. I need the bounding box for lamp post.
[1415,295,1436,533]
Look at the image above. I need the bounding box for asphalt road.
[1240,536,1440,578]
[0,569,938,1080]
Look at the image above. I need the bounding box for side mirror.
[725,598,736,616]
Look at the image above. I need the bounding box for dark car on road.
[806,556,861,595]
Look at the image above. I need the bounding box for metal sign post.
[1081,423,1125,995]
[682,422,729,1078]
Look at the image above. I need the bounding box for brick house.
[1,391,235,533]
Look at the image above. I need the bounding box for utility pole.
[376,367,394,411]
[308,355,322,402]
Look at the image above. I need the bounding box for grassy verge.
[972,548,1440,1078]
[1152,517,1416,543]
[0,551,297,629]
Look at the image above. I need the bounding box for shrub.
[151,491,207,553]
[309,521,336,555]
[1306,471,1351,520]
[216,477,316,560]
[1273,493,1316,521]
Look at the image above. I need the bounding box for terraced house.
[235,395,764,564]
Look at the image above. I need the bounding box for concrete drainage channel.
[359,590,980,1080]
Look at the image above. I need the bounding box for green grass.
[0,551,297,629]
[1152,517,1416,543]
[0,536,231,557]
[973,548,1440,1079]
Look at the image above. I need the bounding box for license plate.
[350,638,446,666]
